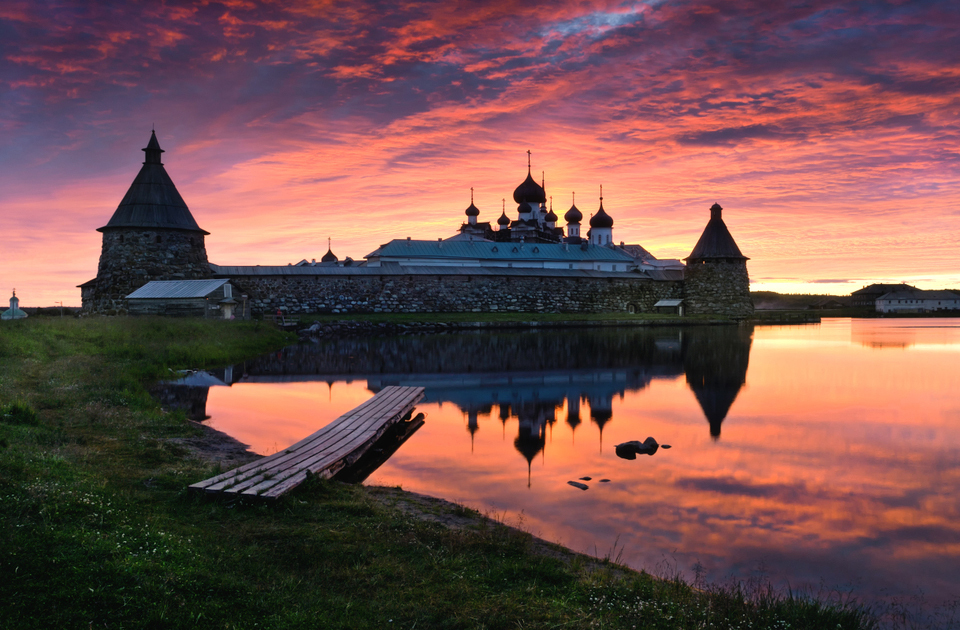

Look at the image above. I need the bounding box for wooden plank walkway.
[189,385,424,499]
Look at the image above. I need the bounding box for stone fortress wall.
[82,229,210,315]
[222,270,684,316]
[683,260,753,319]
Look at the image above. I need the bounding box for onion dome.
[99,131,208,234]
[321,238,338,262]
[465,187,480,216]
[685,203,748,262]
[545,209,558,222]
[513,172,546,204]
[518,202,533,214]
[589,200,613,228]
[513,153,546,204]
[497,210,510,226]
[564,204,582,224]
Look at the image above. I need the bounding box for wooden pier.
[189,385,425,499]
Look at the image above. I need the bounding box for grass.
[0,317,877,629]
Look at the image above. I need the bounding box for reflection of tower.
[466,410,479,452]
[153,384,210,421]
[544,405,557,442]
[565,394,582,444]
[682,325,753,439]
[499,403,511,439]
[513,404,548,488]
[587,394,613,452]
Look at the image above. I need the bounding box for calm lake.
[163,318,960,622]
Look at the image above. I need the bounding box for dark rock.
[614,436,659,460]
[567,481,589,491]
[661,444,672,449]
[599,479,610,483]
[579,476,592,481]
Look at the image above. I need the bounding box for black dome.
[564,204,582,223]
[545,209,558,222]
[465,202,480,217]
[321,247,338,262]
[497,210,510,226]
[589,201,613,228]
[513,171,546,204]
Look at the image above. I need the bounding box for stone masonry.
[222,271,683,316]
[82,229,210,315]
[682,260,753,318]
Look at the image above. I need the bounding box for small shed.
[654,298,684,316]
[126,280,242,318]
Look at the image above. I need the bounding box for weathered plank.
[189,385,424,498]
[190,385,415,491]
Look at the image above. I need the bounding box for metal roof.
[99,132,208,234]
[645,269,685,281]
[852,283,917,296]
[654,299,684,307]
[127,279,229,299]
[878,290,959,301]
[366,239,635,263]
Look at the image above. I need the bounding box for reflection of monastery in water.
[155,327,753,483]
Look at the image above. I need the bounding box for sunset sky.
[3,0,959,306]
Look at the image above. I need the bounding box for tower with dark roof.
[80,131,211,314]
[682,203,753,318]
[564,193,583,243]
[587,186,614,246]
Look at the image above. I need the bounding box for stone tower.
[80,132,211,314]
[683,203,753,318]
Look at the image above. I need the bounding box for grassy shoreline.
[1,318,874,629]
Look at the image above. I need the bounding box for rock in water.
[661,444,672,449]
[579,476,592,481]
[599,479,610,483]
[567,481,589,491]
[614,437,660,460]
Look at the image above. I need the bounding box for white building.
[876,289,960,313]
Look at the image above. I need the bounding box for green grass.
[0,317,876,629]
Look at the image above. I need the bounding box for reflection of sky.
[196,319,960,616]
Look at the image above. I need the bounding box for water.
[160,318,960,622]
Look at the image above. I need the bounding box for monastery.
[80,133,753,318]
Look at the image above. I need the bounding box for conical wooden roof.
[685,203,746,261]
[98,131,208,234]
